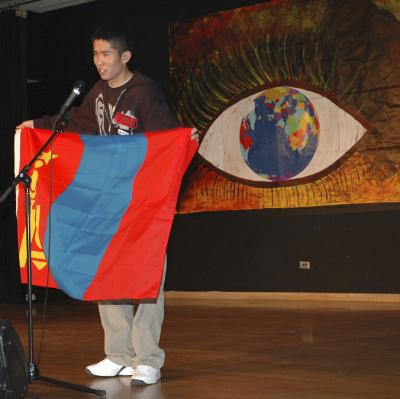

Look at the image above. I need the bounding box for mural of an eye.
[199,86,367,184]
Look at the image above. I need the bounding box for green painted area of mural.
[372,0,400,21]
[284,1,328,33]
[170,0,329,65]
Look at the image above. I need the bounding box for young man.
[18,26,179,385]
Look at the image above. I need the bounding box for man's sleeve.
[33,113,58,130]
[33,89,97,134]
[138,85,180,131]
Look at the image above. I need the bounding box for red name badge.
[113,112,138,129]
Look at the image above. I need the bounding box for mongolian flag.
[15,127,198,301]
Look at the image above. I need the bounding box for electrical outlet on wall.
[299,260,311,270]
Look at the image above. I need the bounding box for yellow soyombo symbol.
[19,150,58,271]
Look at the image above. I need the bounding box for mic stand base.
[0,127,106,397]
[36,375,105,396]
[27,361,105,396]
[29,361,106,396]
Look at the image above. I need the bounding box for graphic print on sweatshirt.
[95,93,106,133]
[95,93,139,135]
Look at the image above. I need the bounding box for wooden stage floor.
[1,297,400,399]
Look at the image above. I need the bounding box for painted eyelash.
[170,33,358,131]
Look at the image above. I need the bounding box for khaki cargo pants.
[97,258,166,369]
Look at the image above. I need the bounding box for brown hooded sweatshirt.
[34,71,179,135]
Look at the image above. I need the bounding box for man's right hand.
[16,120,34,129]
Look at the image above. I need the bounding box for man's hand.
[16,120,34,129]
[191,128,200,142]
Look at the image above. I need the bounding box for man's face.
[92,39,129,86]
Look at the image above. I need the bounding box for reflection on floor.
[1,296,400,399]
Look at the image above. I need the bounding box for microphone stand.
[0,116,105,397]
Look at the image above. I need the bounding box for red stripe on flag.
[83,128,195,300]
[17,129,84,288]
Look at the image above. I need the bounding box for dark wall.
[1,0,399,302]
[26,1,170,117]
[167,206,400,293]
[0,12,28,302]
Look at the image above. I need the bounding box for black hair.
[91,26,133,55]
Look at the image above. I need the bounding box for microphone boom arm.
[54,80,85,128]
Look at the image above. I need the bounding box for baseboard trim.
[165,291,400,302]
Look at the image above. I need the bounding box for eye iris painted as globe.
[240,87,320,181]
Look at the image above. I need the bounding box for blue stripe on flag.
[44,133,147,299]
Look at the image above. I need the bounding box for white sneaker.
[85,358,135,377]
[130,365,161,385]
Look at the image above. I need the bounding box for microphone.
[56,80,85,121]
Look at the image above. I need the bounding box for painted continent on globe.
[239,86,320,181]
